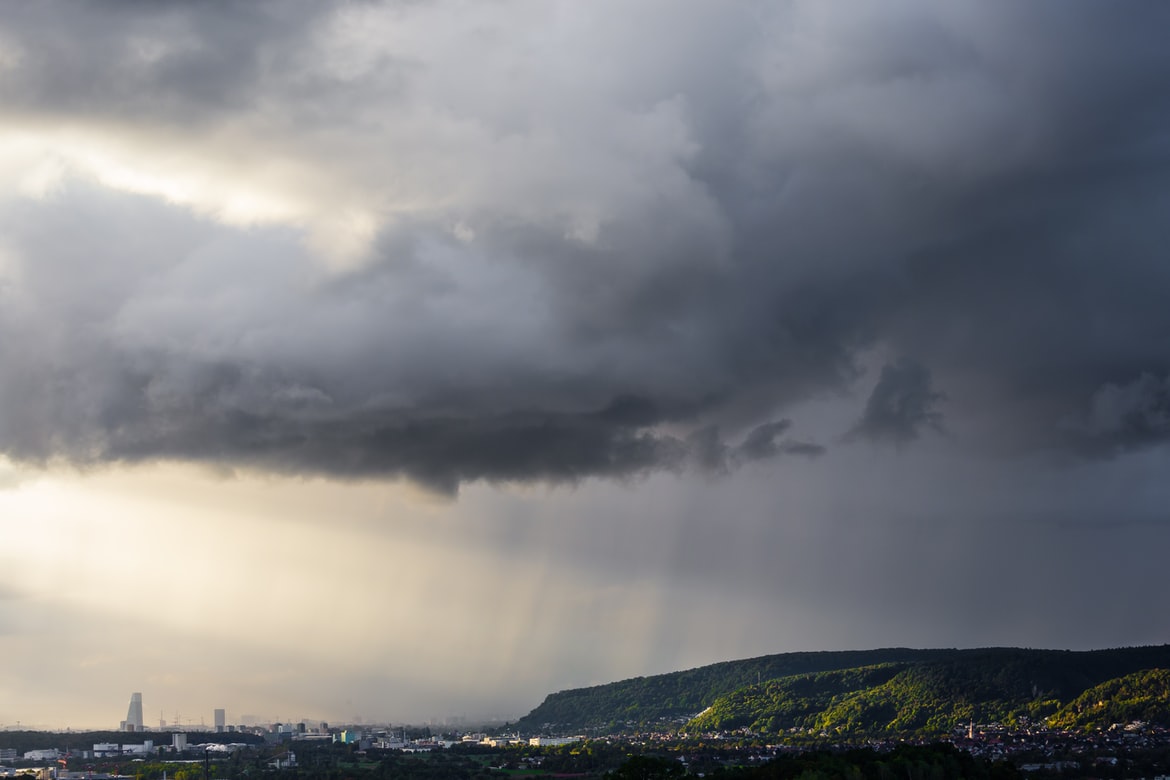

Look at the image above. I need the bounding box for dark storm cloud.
[2,1,1170,488]
[680,420,824,476]
[734,420,826,463]
[106,397,693,496]
[848,359,944,445]
[1088,373,1170,441]
[1064,372,1170,456]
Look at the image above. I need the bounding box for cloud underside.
[2,1,1170,489]
[848,358,944,445]
[107,409,828,494]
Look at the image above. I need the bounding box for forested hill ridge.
[516,648,953,733]
[515,645,1170,736]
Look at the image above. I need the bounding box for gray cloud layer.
[2,1,1170,489]
[848,359,944,445]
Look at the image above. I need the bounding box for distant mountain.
[515,645,1170,736]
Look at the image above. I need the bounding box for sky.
[2,0,1170,731]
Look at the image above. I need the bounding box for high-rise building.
[123,692,144,732]
[214,709,226,732]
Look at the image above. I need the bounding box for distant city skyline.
[0,685,507,732]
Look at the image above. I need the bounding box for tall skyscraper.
[214,709,226,732]
[123,692,144,732]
